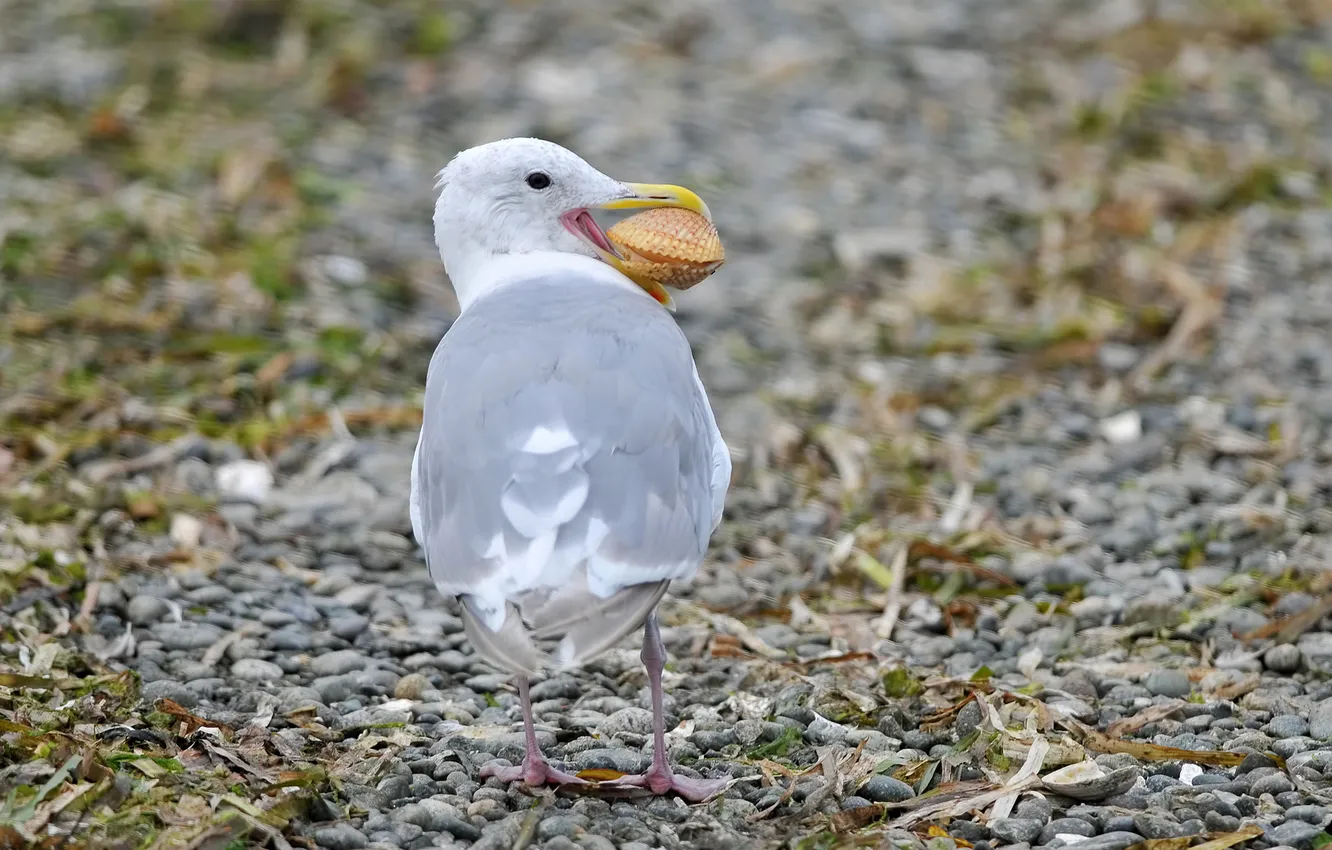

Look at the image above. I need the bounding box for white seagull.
[410,138,731,801]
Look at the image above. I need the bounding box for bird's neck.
[448,251,647,312]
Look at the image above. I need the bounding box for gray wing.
[412,279,727,670]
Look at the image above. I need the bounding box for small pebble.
[231,658,284,681]
[860,776,916,803]
[1143,669,1191,698]
[313,824,368,850]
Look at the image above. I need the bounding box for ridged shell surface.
[605,208,725,290]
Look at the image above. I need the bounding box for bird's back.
[410,274,729,673]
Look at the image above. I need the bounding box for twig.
[509,808,541,850]
[812,426,865,492]
[1130,262,1221,391]
[81,435,200,484]
[1241,593,1332,644]
[886,776,1040,830]
[201,622,264,668]
[678,601,786,660]
[747,760,800,822]
[939,433,974,535]
[875,543,908,640]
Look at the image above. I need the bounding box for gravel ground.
[6,0,1332,848]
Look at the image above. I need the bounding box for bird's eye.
[525,172,551,190]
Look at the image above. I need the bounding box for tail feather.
[461,575,670,676]
[461,598,545,676]
[549,581,669,670]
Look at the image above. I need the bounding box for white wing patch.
[521,425,579,454]
[500,475,589,537]
[414,282,732,642]
[585,516,610,553]
[510,529,558,587]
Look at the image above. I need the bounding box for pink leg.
[480,676,586,788]
[605,615,729,802]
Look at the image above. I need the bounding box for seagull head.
[432,137,710,309]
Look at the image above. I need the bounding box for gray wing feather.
[413,278,722,646]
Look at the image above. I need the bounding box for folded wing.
[411,278,729,673]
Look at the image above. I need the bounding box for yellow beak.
[599,183,713,222]
[594,183,711,310]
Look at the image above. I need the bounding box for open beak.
[589,183,712,310]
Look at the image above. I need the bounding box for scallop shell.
[605,207,725,290]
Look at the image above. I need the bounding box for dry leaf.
[1106,699,1186,738]
[1188,825,1265,850]
[203,739,276,782]
[1066,720,1268,767]
[887,777,1041,830]
[1209,673,1260,701]
[830,802,887,832]
[576,768,627,782]
[157,698,232,736]
[159,794,214,827]
[1018,647,1043,681]
[928,824,973,848]
[128,758,166,778]
[990,735,1048,820]
[1241,594,1332,643]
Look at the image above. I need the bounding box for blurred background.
[6,0,1332,845]
[5,0,1332,611]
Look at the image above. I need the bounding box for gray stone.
[954,701,982,739]
[311,675,355,703]
[140,679,198,708]
[1265,644,1303,673]
[1267,715,1310,739]
[1073,834,1149,850]
[1286,806,1331,826]
[310,649,369,677]
[154,622,223,651]
[465,673,509,693]
[805,713,849,745]
[230,658,283,682]
[1251,773,1295,796]
[187,585,231,606]
[329,614,370,639]
[576,835,617,850]
[538,815,590,840]
[596,707,654,740]
[1205,813,1241,832]
[990,818,1043,845]
[860,776,916,803]
[1309,701,1332,741]
[313,824,368,850]
[1039,818,1096,844]
[1142,669,1191,698]
[394,673,429,700]
[882,831,927,850]
[1134,813,1182,839]
[267,627,313,651]
[1237,752,1281,773]
[127,595,172,625]
[391,799,479,839]
[1271,821,1325,849]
